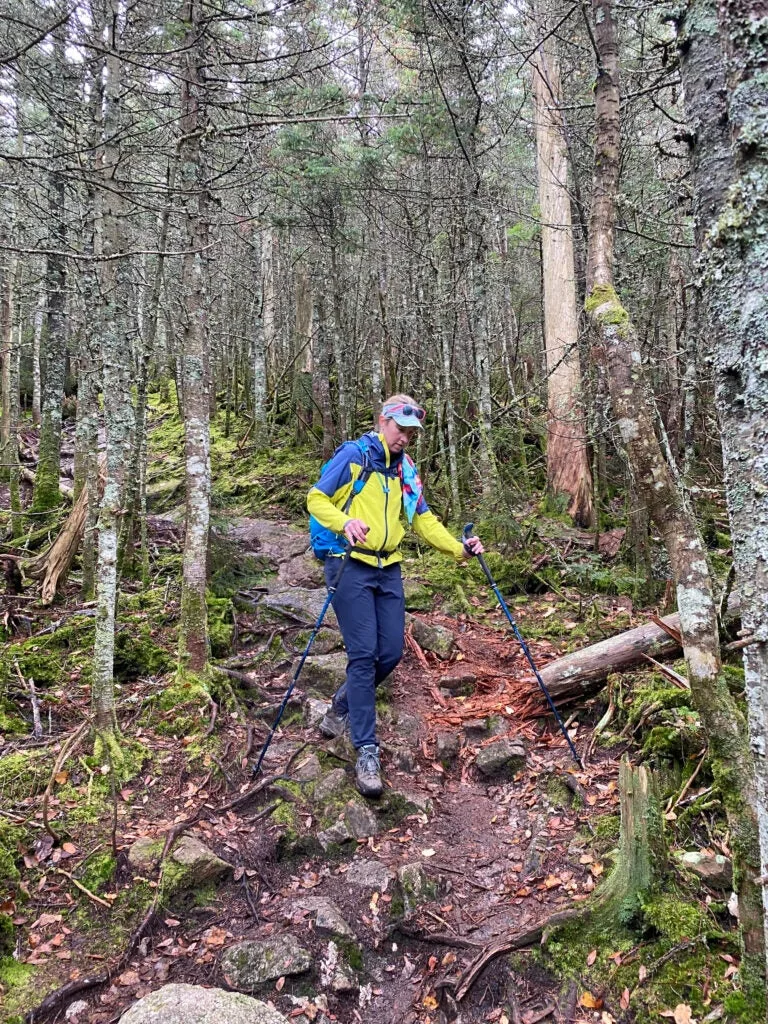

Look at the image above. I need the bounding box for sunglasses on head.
[384,402,426,421]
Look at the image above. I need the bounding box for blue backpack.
[309,436,374,560]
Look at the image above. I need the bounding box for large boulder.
[228,519,309,564]
[119,984,289,1024]
[263,590,338,630]
[222,935,313,990]
[162,835,230,894]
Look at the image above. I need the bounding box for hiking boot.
[319,704,349,739]
[355,744,383,798]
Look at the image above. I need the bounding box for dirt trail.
[5,515,622,1024]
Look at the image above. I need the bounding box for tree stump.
[596,758,666,927]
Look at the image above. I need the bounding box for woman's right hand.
[344,519,370,545]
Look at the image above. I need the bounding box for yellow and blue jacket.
[307,432,466,568]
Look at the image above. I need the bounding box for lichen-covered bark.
[33,167,67,515]
[533,27,594,527]
[92,5,134,738]
[680,0,768,986]
[253,226,272,451]
[588,0,764,984]
[177,0,211,673]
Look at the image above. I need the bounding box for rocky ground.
[1,516,738,1024]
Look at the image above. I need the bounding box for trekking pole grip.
[463,522,494,585]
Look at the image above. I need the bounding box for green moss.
[0,820,26,886]
[642,894,707,941]
[0,749,52,801]
[206,594,234,658]
[114,626,172,681]
[80,852,117,894]
[585,284,631,334]
[336,936,364,972]
[0,957,39,1020]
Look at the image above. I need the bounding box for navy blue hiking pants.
[324,557,405,749]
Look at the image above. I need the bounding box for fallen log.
[540,598,739,705]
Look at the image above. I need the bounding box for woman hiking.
[307,394,484,798]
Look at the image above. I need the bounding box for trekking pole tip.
[463,522,474,539]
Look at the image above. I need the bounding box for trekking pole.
[252,545,352,775]
[463,523,583,769]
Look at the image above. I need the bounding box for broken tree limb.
[27,457,106,604]
[539,597,739,705]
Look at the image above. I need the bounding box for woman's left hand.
[463,535,484,556]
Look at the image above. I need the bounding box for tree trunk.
[680,0,768,987]
[92,4,134,744]
[533,24,594,527]
[177,0,211,673]
[586,0,763,983]
[253,226,272,450]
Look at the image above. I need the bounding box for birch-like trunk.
[533,26,593,526]
[31,286,44,427]
[177,0,211,673]
[680,0,768,986]
[33,165,67,514]
[253,226,272,449]
[92,4,134,742]
[586,0,762,976]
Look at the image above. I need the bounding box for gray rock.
[222,935,313,989]
[263,590,338,629]
[406,615,455,659]
[295,897,355,939]
[344,800,380,839]
[317,817,352,851]
[331,960,358,994]
[128,837,162,875]
[436,732,461,765]
[295,652,347,697]
[313,768,349,804]
[438,672,476,695]
[295,754,322,782]
[475,738,527,778]
[119,984,289,1024]
[396,862,435,916]
[390,746,416,772]
[305,698,330,728]
[277,552,325,588]
[677,851,733,890]
[394,710,421,742]
[167,835,231,886]
[345,858,394,890]
[229,519,309,565]
[65,1000,90,1020]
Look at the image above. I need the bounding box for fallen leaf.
[421,848,436,857]
[118,970,140,986]
[638,965,647,982]
[54,771,68,785]
[579,991,602,1009]
[620,989,630,1010]
[673,1004,692,1024]
[61,842,77,855]
[275,976,285,991]
[587,949,597,966]
[589,862,604,877]
[202,926,227,947]
[422,994,438,1010]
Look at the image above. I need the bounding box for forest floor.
[0,409,748,1024]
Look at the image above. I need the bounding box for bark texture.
[177,0,211,672]
[680,0,768,986]
[533,25,593,527]
[586,0,763,980]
